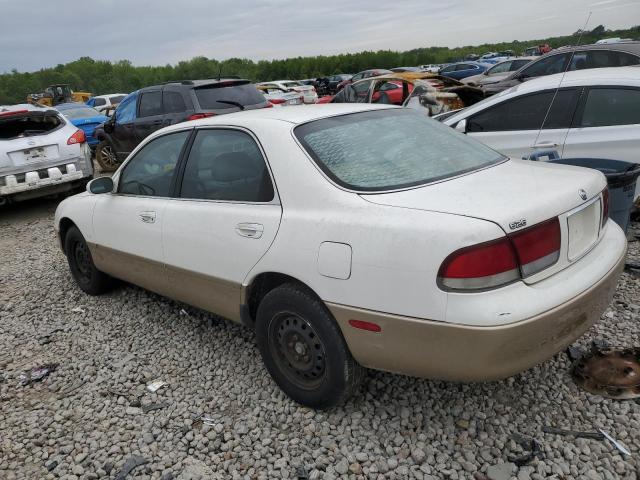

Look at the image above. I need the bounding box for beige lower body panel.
[328,251,625,382]
[88,243,242,323]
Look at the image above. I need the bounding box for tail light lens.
[187,113,215,121]
[67,129,86,145]
[438,217,561,291]
[601,187,609,228]
[269,98,286,105]
[509,217,561,277]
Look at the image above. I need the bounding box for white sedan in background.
[55,104,626,407]
[258,80,318,103]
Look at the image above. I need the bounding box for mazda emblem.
[579,189,587,201]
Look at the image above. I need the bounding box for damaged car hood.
[360,159,606,233]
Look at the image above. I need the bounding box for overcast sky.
[1,0,638,72]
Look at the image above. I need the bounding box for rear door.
[134,89,165,143]
[563,86,640,162]
[162,88,191,125]
[92,129,191,295]
[465,88,580,159]
[161,127,282,322]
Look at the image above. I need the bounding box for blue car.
[438,62,490,80]
[55,103,109,147]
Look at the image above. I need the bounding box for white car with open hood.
[55,104,626,408]
[1,104,93,204]
[258,80,318,104]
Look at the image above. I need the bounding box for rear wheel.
[95,141,119,172]
[256,284,364,408]
[64,226,116,295]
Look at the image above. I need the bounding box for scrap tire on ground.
[64,226,117,295]
[95,141,119,172]
[256,283,365,408]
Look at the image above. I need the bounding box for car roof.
[554,41,640,53]
[0,103,52,113]
[163,104,395,130]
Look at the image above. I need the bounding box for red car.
[336,69,393,91]
[318,79,413,105]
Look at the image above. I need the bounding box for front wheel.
[64,226,116,295]
[95,141,119,172]
[256,284,364,408]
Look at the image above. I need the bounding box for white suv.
[0,104,93,204]
[442,67,640,198]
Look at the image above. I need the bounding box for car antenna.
[218,65,222,81]
[532,11,592,153]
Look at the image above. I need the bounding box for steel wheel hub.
[74,241,92,281]
[272,313,326,387]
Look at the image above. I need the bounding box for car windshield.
[295,109,504,191]
[59,106,102,119]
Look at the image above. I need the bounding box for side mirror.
[103,119,114,133]
[87,176,114,194]
[455,119,467,133]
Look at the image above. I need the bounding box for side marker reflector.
[348,319,382,333]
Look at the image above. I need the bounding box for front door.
[134,89,166,144]
[110,91,138,161]
[92,129,192,297]
[162,128,282,322]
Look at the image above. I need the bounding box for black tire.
[256,283,364,408]
[64,226,116,295]
[95,141,119,172]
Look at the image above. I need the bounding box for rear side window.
[138,91,163,117]
[295,109,503,191]
[180,129,274,202]
[194,84,265,109]
[115,92,138,124]
[571,50,640,70]
[163,91,186,114]
[580,88,640,127]
[468,91,554,132]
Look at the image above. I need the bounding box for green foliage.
[1,25,637,104]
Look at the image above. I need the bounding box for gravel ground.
[1,198,639,480]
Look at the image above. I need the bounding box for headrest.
[211,151,261,182]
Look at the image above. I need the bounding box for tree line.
[0,25,637,104]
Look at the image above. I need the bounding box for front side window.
[138,91,163,117]
[115,92,138,124]
[468,91,556,132]
[295,109,503,191]
[522,53,569,78]
[180,129,274,202]
[118,131,190,197]
[580,88,640,127]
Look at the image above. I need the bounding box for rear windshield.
[295,109,504,191]
[59,107,101,119]
[0,112,62,140]
[194,84,266,109]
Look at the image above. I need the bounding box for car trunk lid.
[361,159,607,283]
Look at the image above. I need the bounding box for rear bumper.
[328,245,626,381]
[0,155,93,200]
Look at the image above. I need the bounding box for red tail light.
[187,112,215,121]
[264,103,274,108]
[509,217,561,277]
[601,187,609,227]
[67,129,86,145]
[269,98,286,105]
[438,217,561,291]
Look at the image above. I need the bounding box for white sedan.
[441,67,640,198]
[55,104,626,407]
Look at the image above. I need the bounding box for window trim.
[112,128,195,198]
[466,87,581,133]
[572,85,640,129]
[172,125,280,206]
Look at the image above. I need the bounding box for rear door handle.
[533,142,559,149]
[236,223,263,239]
[139,211,156,223]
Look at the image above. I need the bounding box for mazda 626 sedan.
[55,104,627,408]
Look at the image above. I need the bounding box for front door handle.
[139,211,156,224]
[236,223,263,239]
[533,142,559,149]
